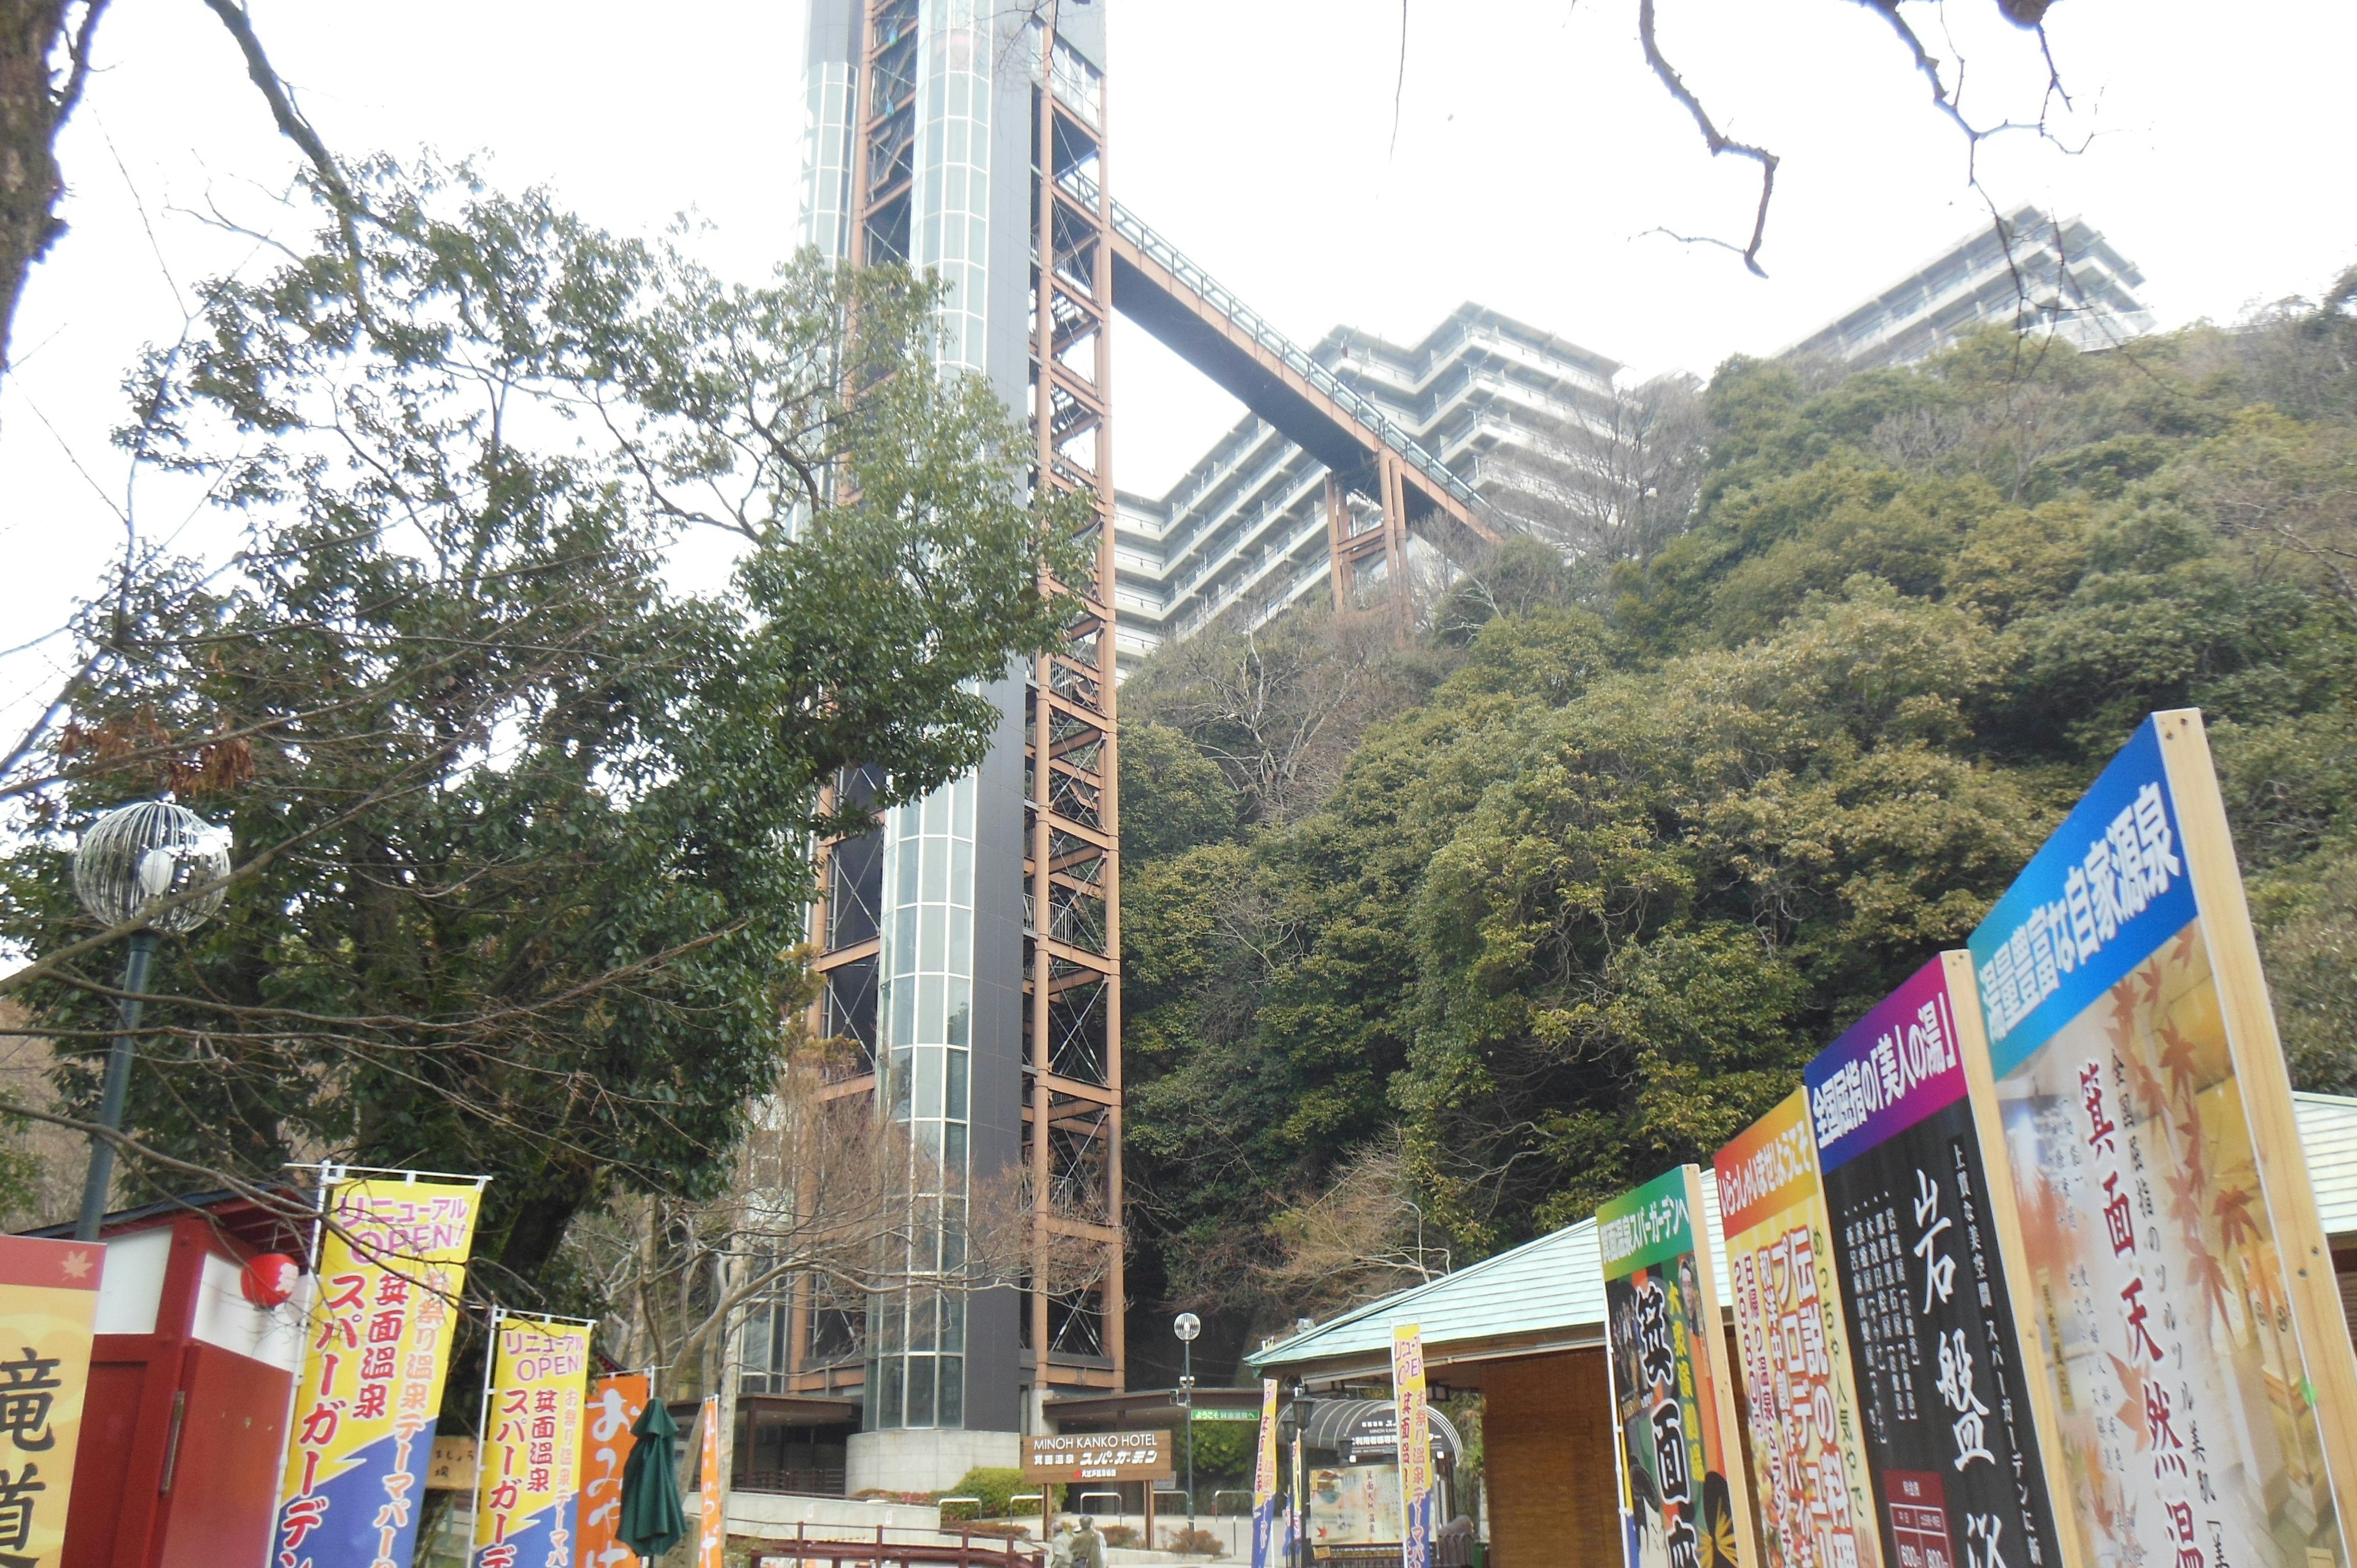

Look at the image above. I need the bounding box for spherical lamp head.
[72,800,231,933]
[1174,1311,1201,1343]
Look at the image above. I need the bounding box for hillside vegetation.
[1116,292,2357,1380]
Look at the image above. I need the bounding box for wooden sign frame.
[1962,709,2357,1568]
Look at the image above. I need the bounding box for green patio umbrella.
[616,1399,688,1562]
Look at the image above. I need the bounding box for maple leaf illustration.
[2215,1186,2261,1253]
[2107,986,2139,1055]
[2172,928,2197,968]
[2185,1239,2235,1332]
[2122,1049,2169,1122]
[2159,1021,2206,1112]
[2111,1353,2151,1448]
[2165,1159,2205,1234]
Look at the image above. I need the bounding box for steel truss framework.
[787,0,1499,1417]
[791,0,1126,1408]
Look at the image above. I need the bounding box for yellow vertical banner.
[471,1314,592,1568]
[1250,1375,1282,1568]
[0,1234,105,1568]
[273,1175,484,1568]
[1392,1324,1434,1568]
[574,1373,649,1568]
[696,1395,724,1568]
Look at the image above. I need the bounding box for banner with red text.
[1393,1324,1434,1568]
[471,1314,591,1568]
[1715,1090,1882,1568]
[696,1396,724,1568]
[0,1234,105,1568]
[272,1175,483,1568]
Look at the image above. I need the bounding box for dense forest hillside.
[1116,291,2357,1385]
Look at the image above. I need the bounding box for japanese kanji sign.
[271,1175,484,1568]
[1023,1429,1174,1481]
[0,1234,104,1568]
[573,1373,648,1568]
[1810,956,2065,1568]
[1716,1089,1883,1568]
[1599,1164,1759,1568]
[1393,1324,1435,1568]
[471,1315,591,1568]
[1965,711,2357,1568]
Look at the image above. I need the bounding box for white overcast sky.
[2,0,2353,692]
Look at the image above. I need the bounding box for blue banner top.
[1967,716,2196,1077]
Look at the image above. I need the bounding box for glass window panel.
[946,989,969,1050]
[921,836,948,903]
[907,1358,935,1429]
[921,787,947,839]
[939,1291,966,1353]
[888,975,912,1048]
[937,1358,963,1427]
[881,1358,905,1428]
[919,972,945,1043]
[941,1207,966,1269]
[951,838,973,903]
[948,907,971,977]
[894,828,919,905]
[915,1046,943,1120]
[943,1124,967,1192]
[910,1290,937,1351]
[881,1296,905,1354]
[919,906,945,976]
[953,772,975,836]
[888,1049,913,1121]
[893,908,917,979]
[918,1118,944,1173]
[946,1049,968,1119]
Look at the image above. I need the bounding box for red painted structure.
[31,1192,311,1568]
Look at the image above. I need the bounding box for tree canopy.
[0,160,1082,1309]
[1117,293,2357,1383]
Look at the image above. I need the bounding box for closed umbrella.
[616,1399,688,1562]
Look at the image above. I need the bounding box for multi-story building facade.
[1782,205,2155,368]
[1112,304,1622,671]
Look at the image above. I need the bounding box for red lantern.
[240,1252,300,1308]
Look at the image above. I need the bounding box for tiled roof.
[1252,1092,2357,1378]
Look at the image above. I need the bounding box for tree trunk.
[0,1,98,373]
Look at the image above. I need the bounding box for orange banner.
[574,1374,649,1568]
[696,1396,723,1568]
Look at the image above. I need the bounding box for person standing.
[1070,1516,1108,1568]
[1047,1517,1077,1568]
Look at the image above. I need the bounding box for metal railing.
[1060,171,1484,516]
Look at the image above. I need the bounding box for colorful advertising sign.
[1715,1090,1883,1568]
[695,1396,724,1568]
[1965,710,2357,1568]
[1809,955,2067,1568]
[1393,1324,1435,1568]
[575,1373,648,1568]
[472,1314,591,1568]
[273,1175,484,1568]
[0,1234,105,1568]
[1252,1377,1282,1568]
[1599,1164,1759,1568]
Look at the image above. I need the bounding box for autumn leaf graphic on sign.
[2111,1353,2151,1449]
[2159,1021,2204,1114]
[2183,1237,2234,1333]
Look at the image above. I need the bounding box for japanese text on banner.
[273,1176,483,1568]
[472,1316,590,1568]
[0,1235,106,1568]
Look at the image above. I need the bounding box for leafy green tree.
[0,160,1081,1303]
[1119,292,2357,1373]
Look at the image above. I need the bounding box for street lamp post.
[1275,1380,1308,1568]
[70,801,230,1242]
[1174,1311,1200,1537]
